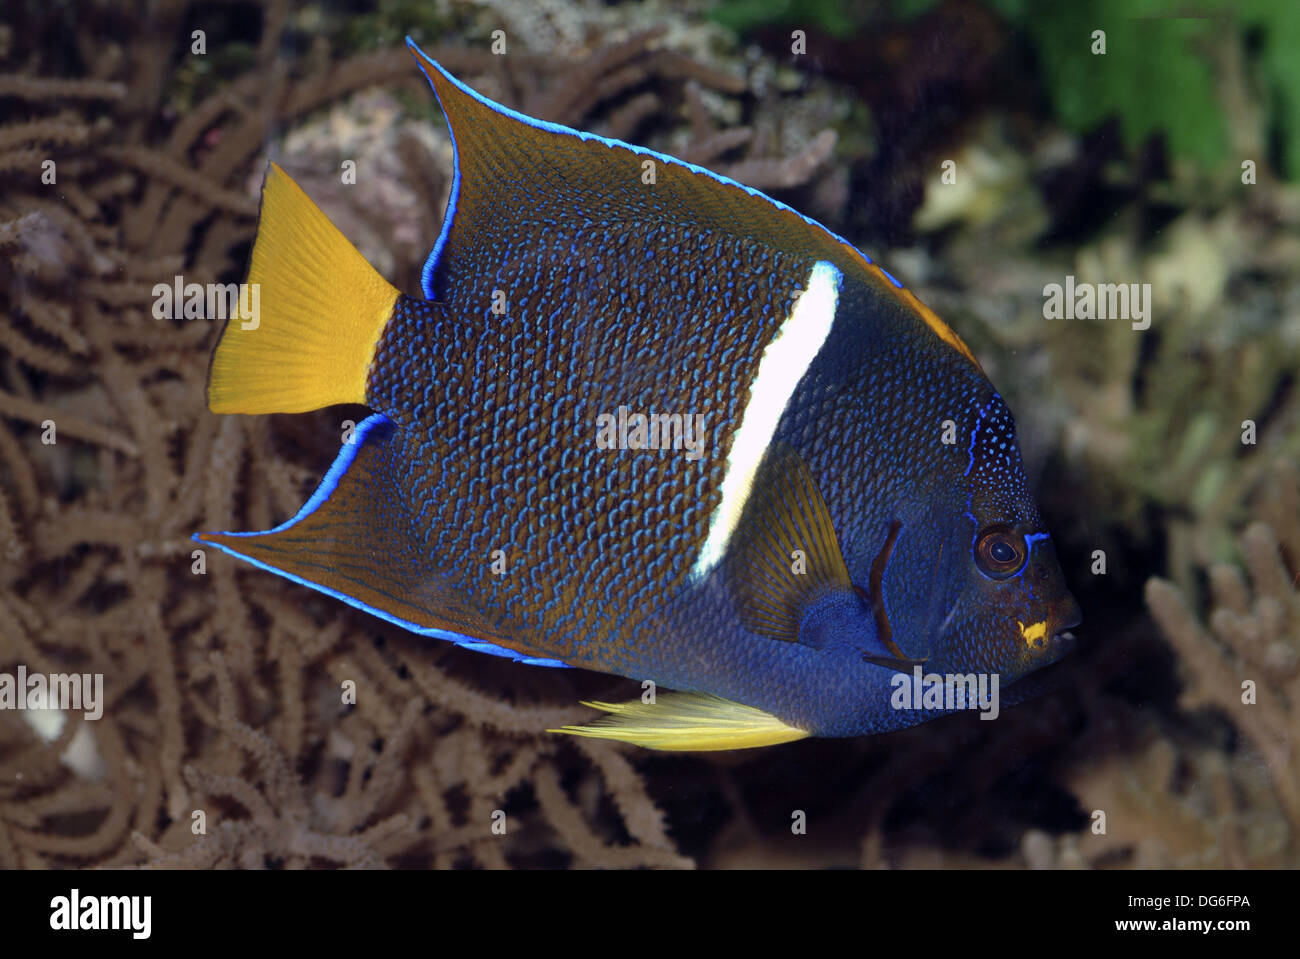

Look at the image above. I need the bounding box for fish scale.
[364,219,816,666]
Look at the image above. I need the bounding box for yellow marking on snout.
[1018,619,1048,647]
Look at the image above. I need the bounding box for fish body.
[196,40,1080,749]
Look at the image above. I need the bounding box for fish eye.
[974,527,1026,579]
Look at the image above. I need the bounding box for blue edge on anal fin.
[192,413,570,669]
[403,37,910,303]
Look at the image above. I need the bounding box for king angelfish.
[196,39,1082,750]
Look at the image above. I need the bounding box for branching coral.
[0,0,844,870]
[1146,463,1300,834]
[1016,482,1300,870]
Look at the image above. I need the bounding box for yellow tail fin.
[550,692,809,750]
[207,162,398,414]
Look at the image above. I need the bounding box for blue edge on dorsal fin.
[192,414,569,668]
[404,37,907,302]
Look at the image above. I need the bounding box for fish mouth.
[1037,594,1082,655]
[1025,627,1076,655]
[1047,629,1077,651]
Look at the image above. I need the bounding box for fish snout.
[1031,593,1082,656]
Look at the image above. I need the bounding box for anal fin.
[194,414,563,667]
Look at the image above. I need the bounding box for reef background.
[1,0,1297,869]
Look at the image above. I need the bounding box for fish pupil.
[990,541,1016,564]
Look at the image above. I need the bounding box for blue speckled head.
[920,390,1081,681]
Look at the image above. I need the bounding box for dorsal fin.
[404,39,980,370]
[551,691,809,750]
[193,415,566,668]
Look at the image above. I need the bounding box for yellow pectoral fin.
[550,692,809,751]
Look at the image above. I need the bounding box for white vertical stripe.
[690,260,843,582]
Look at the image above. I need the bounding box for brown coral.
[1146,479,1300,833]
[0,0,845,870]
